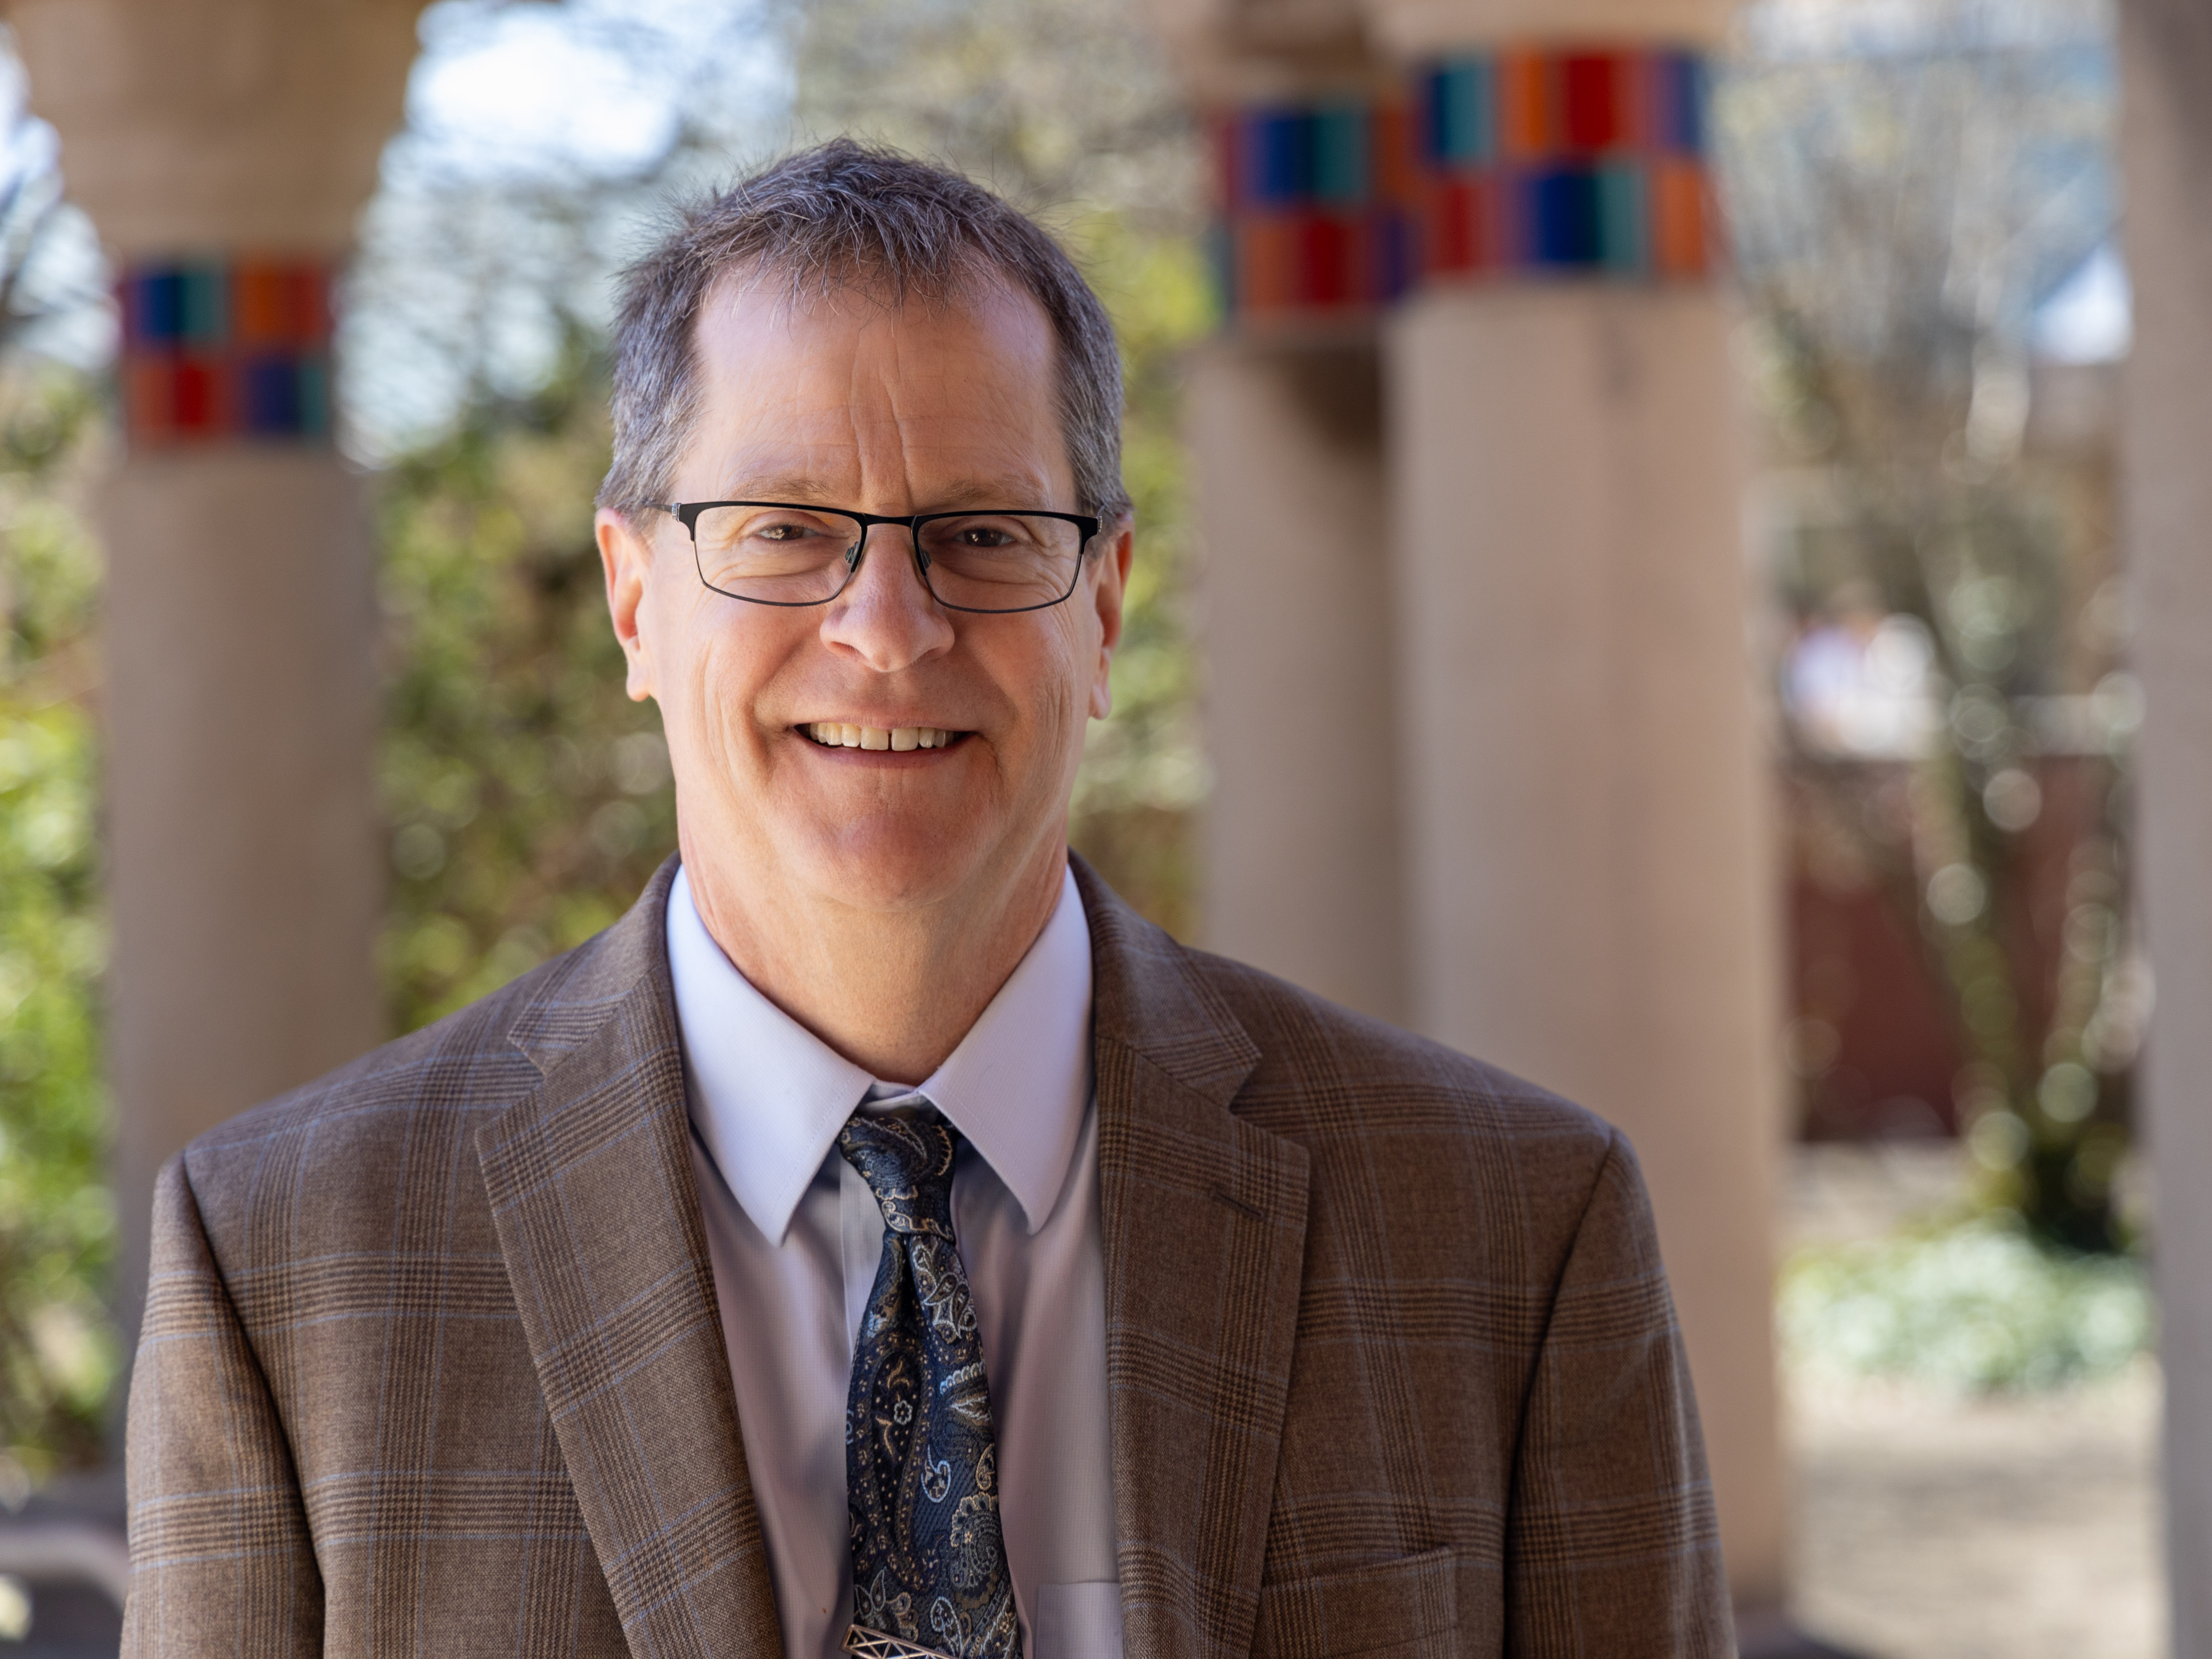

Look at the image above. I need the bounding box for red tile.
[1562,53,1624,152]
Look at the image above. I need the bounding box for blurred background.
[0,0,2201,1652]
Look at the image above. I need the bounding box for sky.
[343,0,789,460]
[2034,241,2131,362]
[401,0,772,184]
[0,46,109,371]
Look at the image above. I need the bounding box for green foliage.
[1779,1219,2150,1392]
[0,366,114,1483]
[1062,218,1210,940]
[377,335,676,1035]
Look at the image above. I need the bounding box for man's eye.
[753,521,826,542]
[955,526,1017,547]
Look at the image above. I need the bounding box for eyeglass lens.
[690,505,1083,611]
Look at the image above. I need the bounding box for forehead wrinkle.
[881,295,1063,506]
[698,275,1067,514]
[825,301,1059,513]
[849,315,914,503]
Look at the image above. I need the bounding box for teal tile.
[180,264,228,345]
[1440,61,1495,164]
[297,357,331,436]
[1597,163,1649,275]
[1312,104,1370,204]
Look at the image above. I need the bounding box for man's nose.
[819,524,958,672]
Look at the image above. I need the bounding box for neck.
[678,833,1068,1086]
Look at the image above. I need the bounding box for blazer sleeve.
[1505,1129,1733,1658]
[124,1153,324,1658]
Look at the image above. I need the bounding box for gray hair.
[598,139,1129,523]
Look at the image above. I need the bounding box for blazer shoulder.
[173,935,611,1252]
[1182,944,1624,1172]
[178,859,682,1206]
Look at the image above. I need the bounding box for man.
[126,142,1730,1659]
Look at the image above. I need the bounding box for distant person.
[124,142,1730,1659]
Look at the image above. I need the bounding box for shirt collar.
[666,861,1094,1244]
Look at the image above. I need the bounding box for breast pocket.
[1252,1547,1464,1659]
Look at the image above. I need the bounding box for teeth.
[807,724,956,749]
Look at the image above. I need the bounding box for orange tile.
[1498,50,1552,161]
[1652,158,1710,277]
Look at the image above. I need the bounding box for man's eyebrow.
[705,475,1060,510]
[709,472,840,503]
[918,479,1059,510]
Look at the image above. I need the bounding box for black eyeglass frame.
[659,500,1104,614]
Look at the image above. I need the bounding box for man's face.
[597,274,1130,921]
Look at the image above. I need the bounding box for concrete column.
[1360,0,1790,1629]
[2119,1,2212,1652]
[7,0,424,1350]
[1150,5,1411,1021]
[1191,339,1405,1023]
[1385,284,1785,1614]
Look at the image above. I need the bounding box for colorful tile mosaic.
[118,259,333,444]
[1210,99,1419,318]
[1212,46,1714,322]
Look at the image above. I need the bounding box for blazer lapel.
[477,859,782,1659]
[1074,860,1312,1659]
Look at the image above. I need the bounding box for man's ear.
[597,507,657,703]
[1088,513,1134,721]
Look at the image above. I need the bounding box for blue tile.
[142,272,186,343]
[1663,54,1707,154]
[1529,167,1602,267]
[241,355,299,433]
[1253,110,1311,204]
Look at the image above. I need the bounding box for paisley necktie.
[838,1111,1022,1659]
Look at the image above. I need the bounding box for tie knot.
[837,1112,958,1238]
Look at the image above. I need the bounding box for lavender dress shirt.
[665,862,1122,1659]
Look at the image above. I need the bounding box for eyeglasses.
[659,501,1102,614]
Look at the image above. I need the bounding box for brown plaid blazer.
[126,857,1730,1658]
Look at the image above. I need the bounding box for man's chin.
[784,821,1002,915]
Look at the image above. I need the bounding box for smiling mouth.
[800,722,968,752]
